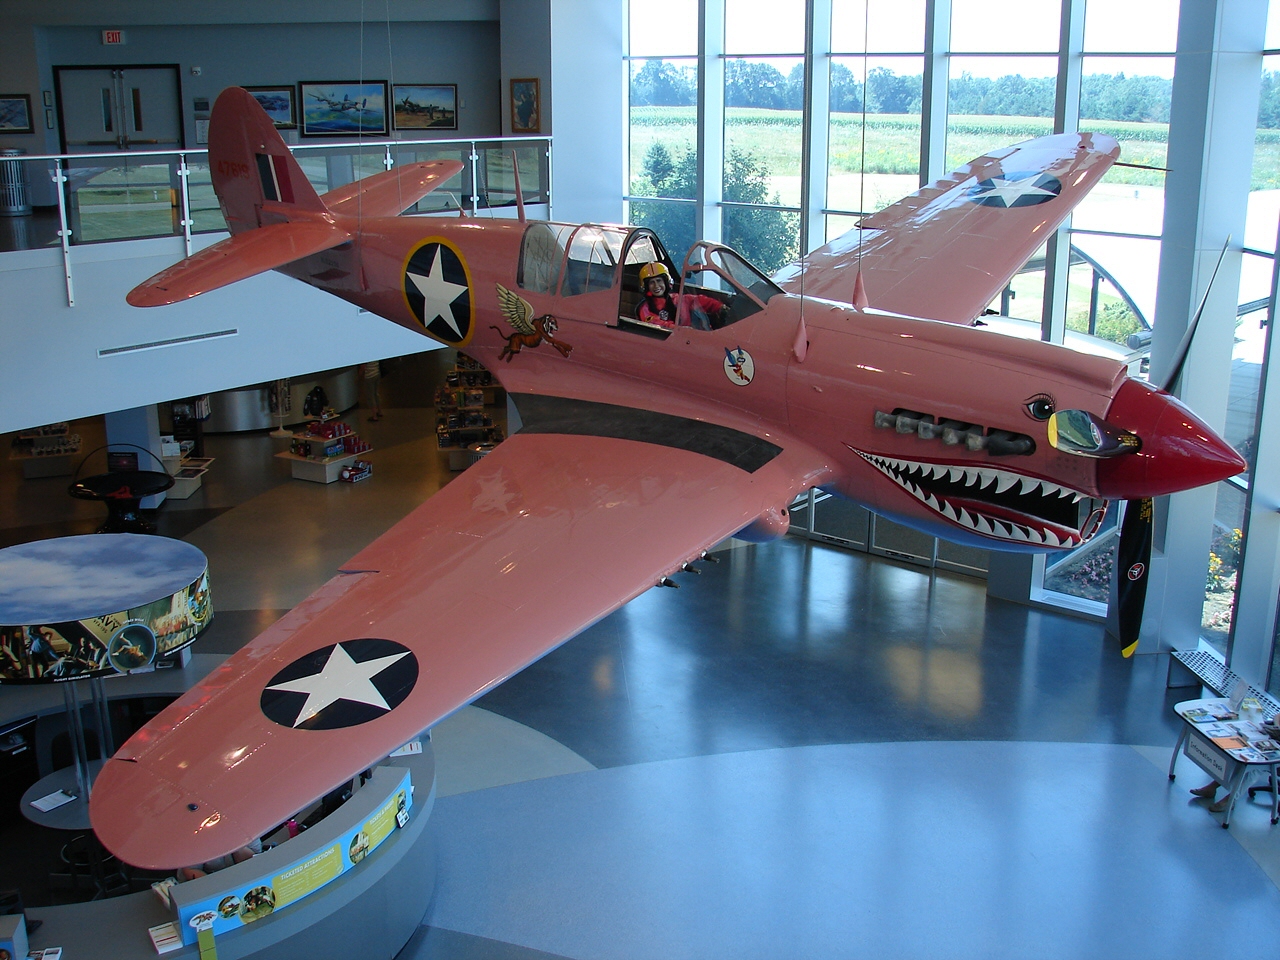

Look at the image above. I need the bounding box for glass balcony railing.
[1,135,550,307]
[41,137,549,243]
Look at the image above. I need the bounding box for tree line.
[633,59,1280,127]
[630,142,798,274]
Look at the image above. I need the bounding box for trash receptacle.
[0,149,31,217]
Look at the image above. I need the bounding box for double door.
[53,66,185,242]
[56,66,182,153]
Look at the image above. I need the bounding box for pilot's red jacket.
[638,293,724,328]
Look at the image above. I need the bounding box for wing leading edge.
[776,132,1120,323]
[90,429,830,869]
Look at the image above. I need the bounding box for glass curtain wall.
[627,0,700,256]
[720,0,804,272]
[824,1,925,240]
[1035,0,1178,611]
[623,1,1275,642]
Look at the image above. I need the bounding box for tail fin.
[127,87,351,307]
[210,87,327,233]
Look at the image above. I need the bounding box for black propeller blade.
[1161,237,1230,393]
[1109,497,1153,658]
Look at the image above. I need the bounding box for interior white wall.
[0,3,503,203]
[499,0,552,137]
[0,235,440,435]
[38,21,501,151]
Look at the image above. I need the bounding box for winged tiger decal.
[491,283,573,362]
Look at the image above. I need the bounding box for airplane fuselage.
[270,212,1225,554]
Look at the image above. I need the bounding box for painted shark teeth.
[847,448,1092,548]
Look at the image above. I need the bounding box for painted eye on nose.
[1025,394,1055,420]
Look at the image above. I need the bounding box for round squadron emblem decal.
[403,238,473,345]
[260,638,418,730]
[724,346,754,386]
[1127,562,1146,581]
[967,171,1062,208]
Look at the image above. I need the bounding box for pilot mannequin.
[636,262,724,330]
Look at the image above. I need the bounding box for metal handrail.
[13,133,552,165]
[13,133,553,308]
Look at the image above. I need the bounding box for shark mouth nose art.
[849,447,1098,548]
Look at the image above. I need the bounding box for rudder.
[209,87,326,234]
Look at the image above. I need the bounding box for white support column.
[919,0,951,186]
[800,0,832,253]
[1143,0,1266,657]
[1233,308,1280,682]
[550,0,625,224]
[1231,216,1280,682]
[697,0,725,244]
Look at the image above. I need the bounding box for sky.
[630,0,1280,71]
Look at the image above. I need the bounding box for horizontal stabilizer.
[127,220,352,307]
[321,160,465,218]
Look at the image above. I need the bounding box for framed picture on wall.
[298,81,388,137]
[392,84,458,131]
[244,86,297,129]
[0,95,33,134]
[510,78,540,135]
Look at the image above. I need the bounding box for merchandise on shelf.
[289,423,370,461]
[19,423,70,438]
[339,460,373,483]
[435,354,505,462]
[304,420,352,440]
[10,424,81,458]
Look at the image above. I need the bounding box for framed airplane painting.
[298,81,388,137]
[244,86,296,129]
[392,84,458,131]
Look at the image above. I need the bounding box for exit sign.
[101,29,125,45]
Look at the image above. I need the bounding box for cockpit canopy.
[515,222,783,337]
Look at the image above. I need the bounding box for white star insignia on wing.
[266,644,410,727]
[973,173,1058,206]
[408,246,468,336]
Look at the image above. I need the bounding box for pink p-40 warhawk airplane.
[93,87,1244,869]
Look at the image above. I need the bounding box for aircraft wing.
[775,132,1120,323]
[320,160,466,218]
[126,220,352,307]
[91,420,830,869]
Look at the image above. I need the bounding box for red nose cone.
[1095,378,1246,499]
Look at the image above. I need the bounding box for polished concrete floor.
[3,351,1280,959]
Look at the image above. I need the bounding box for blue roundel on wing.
[966,172,1062,208]
[260,638,418,730]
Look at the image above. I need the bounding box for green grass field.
[631,105,1280,192]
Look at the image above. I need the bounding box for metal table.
[1169,697,1280,827]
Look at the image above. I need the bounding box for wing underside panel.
[776,132,1120,323]
[92,431,829,868]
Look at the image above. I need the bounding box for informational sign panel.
[175,768,413,945]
